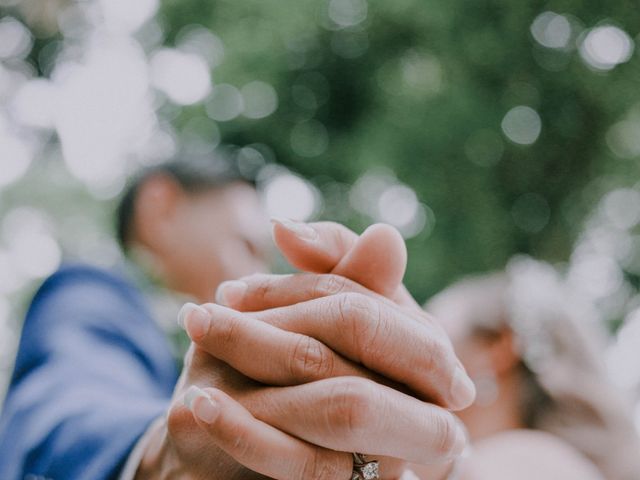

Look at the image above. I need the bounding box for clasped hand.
[136,222,475,480]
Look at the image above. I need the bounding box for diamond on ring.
[352,453,379,480]
[360,461,379,480]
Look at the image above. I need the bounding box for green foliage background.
[154,0,640,301]
[2,0,639,307]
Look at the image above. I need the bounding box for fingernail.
[216,280,248,306]
[184,386,219,424]
[184,385,204,409]
[271,217,318,242]
[177,303,210,338]
[450,366,476,409]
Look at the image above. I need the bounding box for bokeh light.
[10,79,56,129]
[100,0,158,34]
[606,114,640,159]
[181,116,220,155]
[150,48,211,105]
[501,105,542,145]
[205,84,244,122]
[530,12,572,49]
[0,17,32,59]
[601,189,640,230]
[328,0,368,28]
[349,169,431,239]
[2,207,61,279]
[177,25,225,68]
[579,25,634,71]
[241,81,278,119]
[54,35,155,192]
[0,132,32,188]
[261,171,320,221]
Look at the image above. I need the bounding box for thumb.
[332,223,407,298]
[271,219,358,274]
[271,219,416,306]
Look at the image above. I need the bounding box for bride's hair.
[427,257,640,480]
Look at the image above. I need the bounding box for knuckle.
[430,412,458,456]
[337,292,376,317]
[212,315,242,351]
[312,274,349,298]
[421,333,450,372]
[335,293,386,360]
[325,377,376,438]
[250,274,276,304]
[290,335,334,381]
[335,292,377,331]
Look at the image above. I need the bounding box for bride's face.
[427,301,479,430]
[427,291,489,380]
[427,288,522,434]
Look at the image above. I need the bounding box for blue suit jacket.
[0,265,179,479]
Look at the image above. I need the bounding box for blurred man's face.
[158,181,271,302]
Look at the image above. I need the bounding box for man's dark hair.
[115,157,251,252]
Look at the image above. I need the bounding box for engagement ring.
[351,453,379,480]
